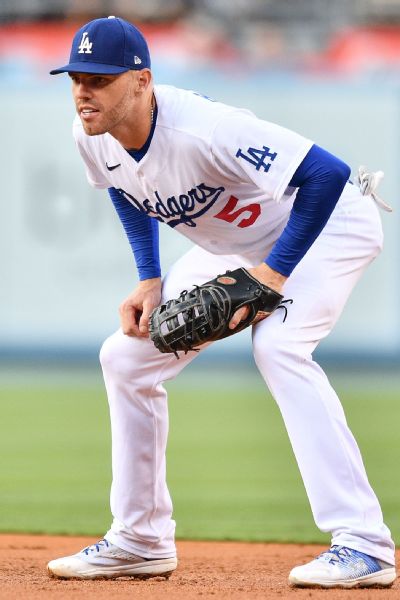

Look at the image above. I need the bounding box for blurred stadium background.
[1,1,399,543]
[1,0,400,362]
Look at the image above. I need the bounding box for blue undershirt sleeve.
[265,144,351,276]
[108,187,161,281]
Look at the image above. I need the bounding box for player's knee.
[99,333,125,376]
[252,322,309,377]
[99,334,116,371]
[253,335,286,374]
[99,331,144,381]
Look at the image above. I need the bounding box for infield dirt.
[0,534,398,600]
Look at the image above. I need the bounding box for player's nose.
[74,81,93,100]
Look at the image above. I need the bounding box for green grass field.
[1,364,399,544]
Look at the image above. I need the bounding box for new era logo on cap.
[49,16,151,75]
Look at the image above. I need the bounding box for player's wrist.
[249,263,287,293]
[138,276,162,289]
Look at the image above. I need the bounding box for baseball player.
[47,17,396,588]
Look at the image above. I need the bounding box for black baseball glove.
[149,267,285,357]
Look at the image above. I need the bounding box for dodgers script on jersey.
[73,85,313,258]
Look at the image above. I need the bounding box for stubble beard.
[80,82,135,137]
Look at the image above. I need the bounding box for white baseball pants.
[101,188,395,565]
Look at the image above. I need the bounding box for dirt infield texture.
[0,534,398,600]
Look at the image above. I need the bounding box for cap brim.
[49,62,130,75]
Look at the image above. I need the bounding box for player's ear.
[135,69,152,92]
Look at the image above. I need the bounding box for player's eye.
[93,77,109,86]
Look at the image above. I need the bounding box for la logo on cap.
[78,32,93,54]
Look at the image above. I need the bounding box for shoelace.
[357,166,393,212]
[317,545,353,565]
[276,298,293,323]
[82,538,110,555]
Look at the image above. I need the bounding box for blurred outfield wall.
[1,69,399,362]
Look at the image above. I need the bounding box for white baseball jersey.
[73,84,313,258]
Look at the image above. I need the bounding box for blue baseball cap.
[50,16,151,75]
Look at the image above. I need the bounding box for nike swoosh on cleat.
[106,163,121,171]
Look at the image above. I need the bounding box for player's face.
[70,71,138,136]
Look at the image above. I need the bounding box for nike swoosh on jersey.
[106,163,121,171]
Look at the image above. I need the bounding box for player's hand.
[229,263,287,330]
[119,277,162,337]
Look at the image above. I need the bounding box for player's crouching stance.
[48,16,396,589]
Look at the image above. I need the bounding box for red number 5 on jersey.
[214,195,261,228]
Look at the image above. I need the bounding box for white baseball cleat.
[47,538,177,580]
[289,545,396,588]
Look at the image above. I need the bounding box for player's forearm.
[108,187,161,280]
[266,144,350,277]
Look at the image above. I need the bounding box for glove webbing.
[157,285,232,357]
